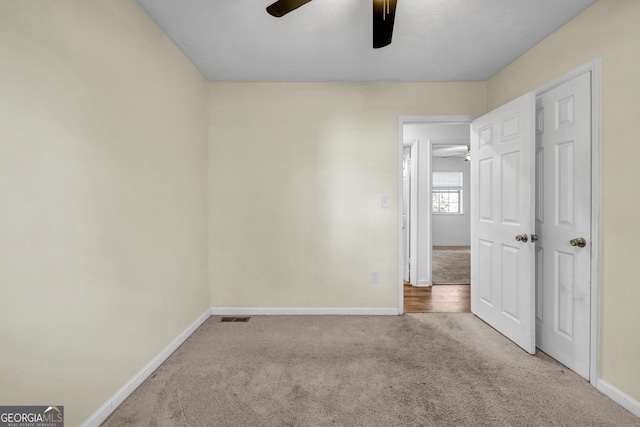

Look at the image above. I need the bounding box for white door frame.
[397,116,477,314]
[403,140,419,285]
[534,60,601,387]
[417,139,432,287]
[396,59,600,388]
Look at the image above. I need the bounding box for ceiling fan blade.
[373,0,398,48]
[266,0,314,17]
[434,146,467,153]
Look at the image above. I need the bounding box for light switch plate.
[381,195,390,208]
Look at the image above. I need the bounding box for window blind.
[433,171,463,188]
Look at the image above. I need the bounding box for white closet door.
[536,72,592,379]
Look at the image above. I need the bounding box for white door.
[535,72,591,379]
[471,92,537,354]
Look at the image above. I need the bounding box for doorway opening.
[400,119,475,313]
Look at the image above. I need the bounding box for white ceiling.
[135,0,597,82]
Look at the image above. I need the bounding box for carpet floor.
[432,246,470,285]
[103,315,639,427]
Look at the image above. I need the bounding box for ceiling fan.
[433,145,472,161]
[266,0,398,48]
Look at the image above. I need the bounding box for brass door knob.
[570,237,587,248]
[515,234,528,243]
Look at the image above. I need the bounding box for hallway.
[404,283,470,313]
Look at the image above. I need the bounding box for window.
[432,171,463,214]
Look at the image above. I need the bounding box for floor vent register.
[219,316,251,323]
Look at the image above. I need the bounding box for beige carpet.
[103,315,639,427]
[433,246,470,285]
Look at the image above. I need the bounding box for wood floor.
[404,283,470,313]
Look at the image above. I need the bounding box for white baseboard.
[416,280,431,287]
[210,307,399,316]
[79,308,212,427]
[597,380,640,418]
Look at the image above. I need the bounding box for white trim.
[409,141,418,286]
[400,115,478,124]
[535,61,598,95]
[211,307,399,316]
[397,121,405,313]
[590,59,602,388]
[403,140,419,286]
[79,308,212,427]
[425,139,433,289]
[597,380,640,418]
[397,116,477,314]
[535,59,601,387]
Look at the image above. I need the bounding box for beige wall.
[208,83,486,308]
[0,1,209,425]
[486,0,640,404]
